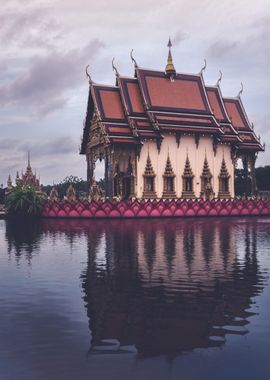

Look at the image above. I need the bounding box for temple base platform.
[42,199,270,219]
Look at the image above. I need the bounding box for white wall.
[136,134,234,198]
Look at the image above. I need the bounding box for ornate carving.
[194,133,200,149]
[156,138,163,153]
[49,186,59,202]
[200,156,214,200]
[182,155,195,198]
[212,136,219,156]
[89,178,102,201]
[143,152,157,198]
[176,132,181,147]
[162,153,176,198]
[218,157,231,198]
[66,184,77,202]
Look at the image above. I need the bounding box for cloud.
[172,31,188,46]
[0,39,104,117]
[0,136,77,156]
[0,0,65,52]
[207,40,239,59]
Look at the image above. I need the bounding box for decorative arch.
[162,153,176,198]
[182,154,195,198]
[218,157,231,198]
[143,152,157,198]
[200,156,214,200]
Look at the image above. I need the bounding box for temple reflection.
[5,217,267,356]
[78,218,264,357]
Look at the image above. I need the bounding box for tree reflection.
[5,219,43,262]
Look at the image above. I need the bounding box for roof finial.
[130,49,138,68]
[112,57,119,77]
[165,37,176,78]
[85,65,93,84]
[237,82,244,98]
[216,70,223,86]
[28,151,31,168]
[200,59,207,75]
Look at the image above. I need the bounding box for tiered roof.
[219,157,230,178]
[182,155,194,178]
[81,43,264,154]
[143,153,156,177]
[201,156,212,179]
[163,154,175,177]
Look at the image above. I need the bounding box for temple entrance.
[112,156,135,199]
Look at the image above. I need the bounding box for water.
[0,217,270,380]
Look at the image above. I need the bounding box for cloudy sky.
[0,0,269,186]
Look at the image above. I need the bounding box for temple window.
[143,153,157,198]
[218,157,231,198]
[182,155,195,198]
[200,156,214,200]
[162,153,176,198]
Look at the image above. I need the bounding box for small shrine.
[7,153,41,191]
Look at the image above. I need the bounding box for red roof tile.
[99,89,125,119]
[146,76,206,111]
[223,99,246,129]
[126,82,145,113]
[206,88,225,121]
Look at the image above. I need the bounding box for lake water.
[0,217,270,380]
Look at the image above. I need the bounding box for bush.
[6,185,47,217]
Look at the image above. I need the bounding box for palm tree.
[6,185,47,217]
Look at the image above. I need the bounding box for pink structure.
[42,199,270,219]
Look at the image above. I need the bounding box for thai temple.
[80,40,264,200]
[7,153,41,191]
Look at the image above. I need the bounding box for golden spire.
[165,37,176,77]
[7,174,12,189]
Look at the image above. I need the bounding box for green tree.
[6,185,47,217]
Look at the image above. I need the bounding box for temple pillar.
[249,154,257,195]
[87,153,95,195]
[105,149,113,199]
[242,156,250,196]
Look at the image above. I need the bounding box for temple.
[7,153,41,191]
[80,40,264,200]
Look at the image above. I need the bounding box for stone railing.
[41,198,270,219]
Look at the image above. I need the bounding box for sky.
[0,0,269,186]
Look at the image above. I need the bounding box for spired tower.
[80,40,264,199]
[8,153,41,191]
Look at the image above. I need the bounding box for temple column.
[242,156,250,196]
[249,154,257,195]
[105,149,113,199]
[87,152,95,195]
